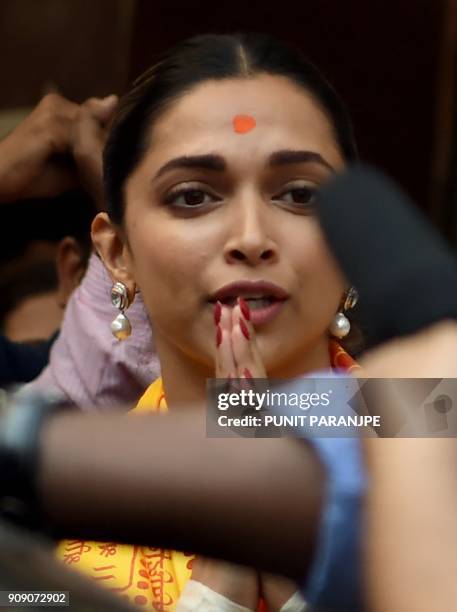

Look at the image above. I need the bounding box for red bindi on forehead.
[232,114,256,134]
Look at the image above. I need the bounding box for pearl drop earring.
[110,282,132,341]
[329,287,358,339]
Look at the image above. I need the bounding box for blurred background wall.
[0,0,456,234]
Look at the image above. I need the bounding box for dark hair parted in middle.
[103,32,358,225]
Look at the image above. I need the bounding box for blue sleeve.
[272,374,366,610]
[302,437,365,611]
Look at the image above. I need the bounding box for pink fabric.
[25,253,160,411]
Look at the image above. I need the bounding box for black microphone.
[316,164,457,349]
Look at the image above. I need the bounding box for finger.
[260,573,303,611]
[72,106,107,209]
[83,94,118,125]
[38,93,79,120]
[231,299,267,379]
[36,94,80,155]
[214,303,237,378]
[0,94,81,201]
[231,303,255,377]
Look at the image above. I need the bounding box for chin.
[258,340,295,377]
[262,333,322,378]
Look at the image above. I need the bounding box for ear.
[91,212,136,295]
[56,236,87,308]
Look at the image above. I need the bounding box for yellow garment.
[57,343,359,610]
[56,379,193,611]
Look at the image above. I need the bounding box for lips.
[209,280,289,326]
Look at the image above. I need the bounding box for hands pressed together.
[214,298,267,380]
[190,545,303,612]
[0,92,117,208]
[189,299,304,612]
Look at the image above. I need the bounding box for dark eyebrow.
[154,154,226,179]
[268,150,335,172]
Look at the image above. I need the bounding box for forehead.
[145,74,344,167]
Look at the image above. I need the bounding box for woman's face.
[121,74,346,374]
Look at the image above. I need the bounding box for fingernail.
[238,297,250,321]
[243,368,253,379]
[214,301,222,325]
[216,325,222,347]
[239,318,250,340]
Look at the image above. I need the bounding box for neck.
[156,338,212,409]
[156,334,333,409]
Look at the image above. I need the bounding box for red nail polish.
[243,368,253,379]
[240,377,251,391]
[214,301,222,325]
[238,297,251,321]
[239,318,250,340]
[216,325,222,347]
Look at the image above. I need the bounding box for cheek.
[127,219,216,322]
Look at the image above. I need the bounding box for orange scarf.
[57,341,359,610]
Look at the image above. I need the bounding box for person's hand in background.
[184,556,259,611]
[360,319,457,378]
[0,93,117,206]
[362,324,457,612]
[260,573,306,611]
[72,95,117,210]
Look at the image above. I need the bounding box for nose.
[223,195,278,267]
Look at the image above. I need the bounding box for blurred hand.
[0,93,117,205]
[190,556,259,609]
[360,320,457,378]
[260,573,305,611]
[72,95,117,210]
[361,321,457,612]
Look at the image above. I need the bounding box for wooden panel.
[0,0,452,223]
[0,0,136,106]
[430,0,457,237]
[130,0,444,214]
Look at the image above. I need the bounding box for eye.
[273,181,317,210]
[164,184,221,208]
